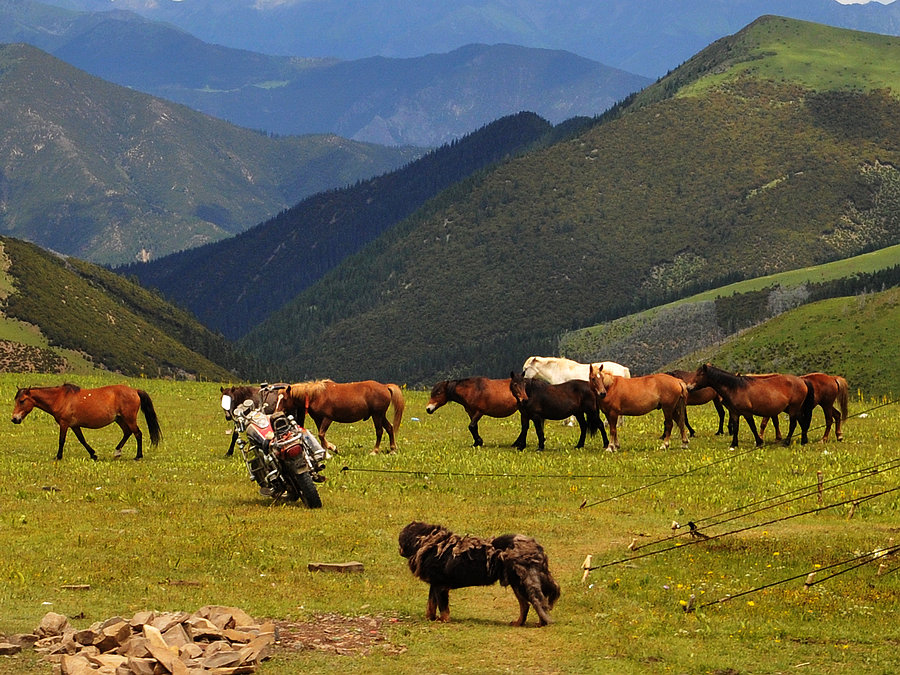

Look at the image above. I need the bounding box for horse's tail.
[138,389,162,446]
[801,379,816,428]
[835,376,849,421]
[675,382,688,429]
[388,384,405,432]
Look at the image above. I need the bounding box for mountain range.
[36,0,900,78]
[0,1,650,146]
[0,42,419,264]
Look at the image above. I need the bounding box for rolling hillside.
[0,43,420,265]
[235,17,900,385]
[0,236,252,379]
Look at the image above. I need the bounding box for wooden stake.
[817,471,823,505]
[581,555,593,583]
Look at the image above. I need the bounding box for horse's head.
[425,380,450,414]
[11,387,35,424]
[509,371,528,404]
[588,364,607,399]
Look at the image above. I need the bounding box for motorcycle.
[222,384,327,508]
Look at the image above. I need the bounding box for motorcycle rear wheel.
[285,467,322,508]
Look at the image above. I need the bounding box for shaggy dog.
[398,521,560,626]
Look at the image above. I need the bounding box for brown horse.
[426,377,518,446]
[666,369,727,436]
[220,383,289,456]
[11,383,162,460]
[690,364,814,449]
[589,364,689,451]
[759,372,849,442]
[280,379,405,454]
[508,371,606,451]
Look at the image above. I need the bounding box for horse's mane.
[224,384,258,399]
[287,379,332,400]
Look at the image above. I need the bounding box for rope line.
[630,457,900,552]
[339,465,669,479]
[594,484,900,570]
[696,543,900,610]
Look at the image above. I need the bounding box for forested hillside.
[124,113,557,339]
[236,17,900,385]
[0,43,419,265]
[0,237,252,379]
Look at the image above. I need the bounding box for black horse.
[509,371,607,450]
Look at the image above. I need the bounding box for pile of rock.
[8,605,275,674]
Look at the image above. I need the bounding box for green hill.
[0,43,420,265]
[663,285,900,397]
[238,17,900,385]
[0,236,250,379]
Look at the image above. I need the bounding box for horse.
[426,377,518,446]
[522,355,631,383]
[759,372,849,442]
[589,364,689,451]
[279,379,405,454]
[689,364,814,449]
[666,369,727,436]
[11,383,162,460]
[220,383,289,456]
[508,371,606,451]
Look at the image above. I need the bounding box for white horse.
[522,356,631,383]
[522,356,631,427]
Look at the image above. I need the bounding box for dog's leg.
[510,583,530,626]
[436,587,451,622]
[426,586,440,620]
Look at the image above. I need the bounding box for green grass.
[1,374,899,673]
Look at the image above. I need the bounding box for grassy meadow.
[1,373,899,674]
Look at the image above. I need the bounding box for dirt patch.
[273,614,406,656]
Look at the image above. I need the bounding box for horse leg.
[728,412,740,449]
[832,405,844,442]
[513,412,528,450]
[596,412,609,448]
[317,418,336,453]
[714,398,726,435]
[745,415,764,447]
[468,411,484,447]
[783,415,798,447]
[382,415,397,453]
[771,415,782,441]
[683,406,695,437]
[606,413,619,451]
[370,414,389,454]
[534,418,546,451]
[226,430,238,457]
[820,404,833,442]
[661,411,673,450]
[114,419,134,459]
[574,412,587,448]
[70,427,98,461]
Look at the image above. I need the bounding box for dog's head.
[398,521,443,558]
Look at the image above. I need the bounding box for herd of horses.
[426,356,849,453]
[9,355,848,460]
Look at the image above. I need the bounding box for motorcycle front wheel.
[284,467,322,508]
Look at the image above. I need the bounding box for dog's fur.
[398,521,560,626]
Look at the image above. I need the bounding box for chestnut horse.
[426,377,518,446]
[508,371,606,451]
[690,364,814,449]
[11,383,161,460]
[759,372,849,442]
[589,364,688,451]
[220,383,288,456]
[666,369,727,436]
[280,379,405,454]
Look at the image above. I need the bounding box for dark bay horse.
[759,372,849,442]
[220,383,288,456]
[280,379,405,454]
[508,371,606,451]
[12,383,162,460]
[690,364,814,449]
[666,369,726,436]
[589,364,689,451]
[426,377,518,446]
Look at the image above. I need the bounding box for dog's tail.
[492,533,560,609]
